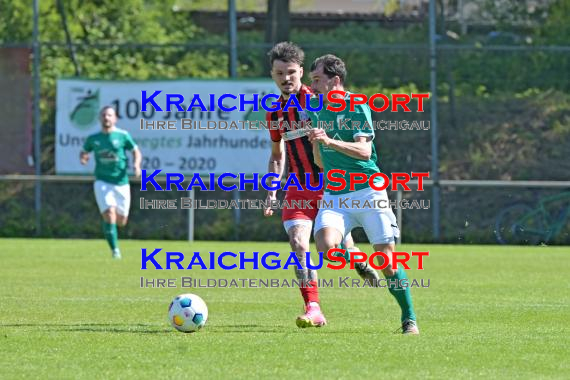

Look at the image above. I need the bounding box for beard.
[280,81,298,96]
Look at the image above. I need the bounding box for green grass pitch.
[1,238,569,379]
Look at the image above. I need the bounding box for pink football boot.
[296,302,327,328]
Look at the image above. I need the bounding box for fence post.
[228,0,237,78]
[396,189,403,245]
[228,0,240,240]
[233,190,241,240]
[187,188,195,242]
[33,0,42,236]
[429,0,441,242]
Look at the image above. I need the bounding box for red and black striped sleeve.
[267,110,282,142]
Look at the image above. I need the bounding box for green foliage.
[537,0,570,44]
[174,0,315,12]
[0,0,229,173]
[0,0,33,42]
[480,0,552,30]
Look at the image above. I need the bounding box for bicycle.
[494,191,570,245]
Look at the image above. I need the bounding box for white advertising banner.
[56,79,279,175]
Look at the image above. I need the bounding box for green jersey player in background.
[306,55,419,334]
[80,106,142,259]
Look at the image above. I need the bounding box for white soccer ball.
[168,293,208,333]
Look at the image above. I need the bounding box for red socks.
[300,280,319,304]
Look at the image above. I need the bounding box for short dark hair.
[310,54,347,85]
[268,41,304,67]
[99,105,116,116]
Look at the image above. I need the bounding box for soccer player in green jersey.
[306,55,419,335]
[264,42,379,328]
[80,106,142,259]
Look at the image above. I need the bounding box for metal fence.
[1,1,569,244]
[1,175,569,245]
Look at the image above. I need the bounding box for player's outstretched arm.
[79,151,90,165]
[132,147,142,178]
[308,129,371,160]
[264,140,285,217]
[326,136,372,160]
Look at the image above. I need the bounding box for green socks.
[102,222,119,251]
[335,242,350,262]
[386,268,416,322]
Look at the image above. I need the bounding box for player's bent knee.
[289,235,309,253]
[315,228,342,252]
[287,225,311,252]
[116,213,127,223]
[315,236,336,253]
[316,240,333,253]
[102,208,116,223]
[381,266,398,277]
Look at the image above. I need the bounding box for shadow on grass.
[0,323,171,334]
[2,322,360,334]
[205,324,351,333]
[206,324,275,333]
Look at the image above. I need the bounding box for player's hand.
[79,154,89,165]
[263,192,276,217]
[307,128,330,145]
[134,165,142,178]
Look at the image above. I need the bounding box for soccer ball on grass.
[168,293,208,333]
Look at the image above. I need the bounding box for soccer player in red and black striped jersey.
[263,43,383,329]
[263,42,378,328]
[263,42,327,328]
